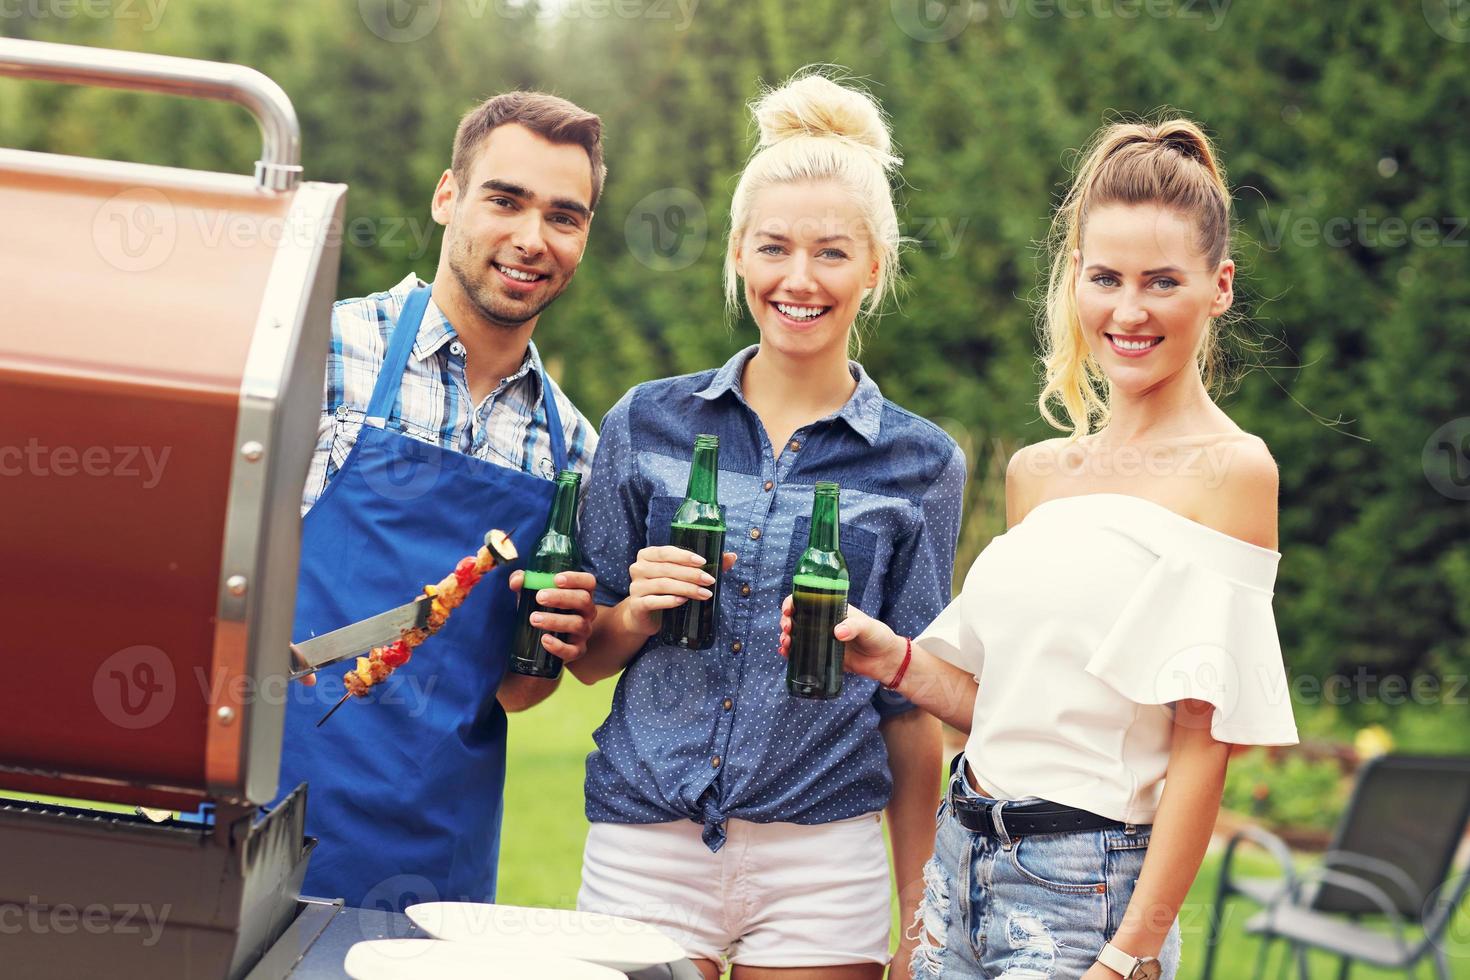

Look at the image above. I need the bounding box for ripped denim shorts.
[909,763,1182,979]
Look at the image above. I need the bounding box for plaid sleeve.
[577,389,645,608]
[871,442,968,719]
[300,302,352,515]
[560,394,600,489]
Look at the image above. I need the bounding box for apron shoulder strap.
[364,287,569,475]
[365,284,433,424]
[535,342,570,474]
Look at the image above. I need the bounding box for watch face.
[1132,959,1162,980]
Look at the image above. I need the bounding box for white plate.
[405,902,686,972]
[344,939,626,980]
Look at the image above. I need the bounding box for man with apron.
[276,92,606,911]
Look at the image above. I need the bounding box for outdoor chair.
[1202,753,1470,980]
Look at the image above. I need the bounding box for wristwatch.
[1097,941,1162,980]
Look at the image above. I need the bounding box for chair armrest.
[1281,867,1410,958]
[1322,850,1425,909]
[1220,824,1298,893]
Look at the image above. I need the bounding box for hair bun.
[752,71,900,169]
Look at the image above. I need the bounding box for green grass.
[502,678,1470,978]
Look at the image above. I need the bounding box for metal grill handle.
[0,37,302,191]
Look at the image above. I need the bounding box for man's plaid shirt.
[303,273,597,514]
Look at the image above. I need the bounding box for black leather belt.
[946,753,1131,839]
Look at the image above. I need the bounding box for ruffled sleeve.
[1084,550,1299,746]
[915,560,985,677]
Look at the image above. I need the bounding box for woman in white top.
[781,116,1299,979]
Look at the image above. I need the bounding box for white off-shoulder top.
[917,492,1299,825]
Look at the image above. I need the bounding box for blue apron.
[274,284,566,910]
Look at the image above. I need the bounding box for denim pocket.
[646,495,680,548]
[1007,834,1108,894]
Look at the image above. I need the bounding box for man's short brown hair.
[451,92,606,210]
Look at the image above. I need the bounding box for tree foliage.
[5,0,1466,717]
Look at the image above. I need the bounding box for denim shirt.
[579,346,966,850]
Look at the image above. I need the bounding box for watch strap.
[1097,941,1141,977]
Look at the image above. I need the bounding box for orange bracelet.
[885,636,913,690]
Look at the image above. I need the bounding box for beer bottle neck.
[808,491,840,552]
[685,444,719,504]
[546,478,579,538]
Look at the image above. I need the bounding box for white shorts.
[577,814,892,970]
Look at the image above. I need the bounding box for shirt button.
[731,640,743,653]
[763,481,774,491]
[749,528,761,541]
[739,583,751,598]
[711,756,722,768]
[722,697,733,711]
[450,341,465,356]
[789,440,801,452]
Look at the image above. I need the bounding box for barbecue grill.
[0,37,350,979]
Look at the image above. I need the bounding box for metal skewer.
[316,692,351,727]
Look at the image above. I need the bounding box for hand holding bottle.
[508,568,600,665]
[625,547,738,638]
[778,597,908,686]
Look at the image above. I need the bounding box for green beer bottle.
[658,434,725,650]
[508,470,582,678]
[787,482,849,699]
